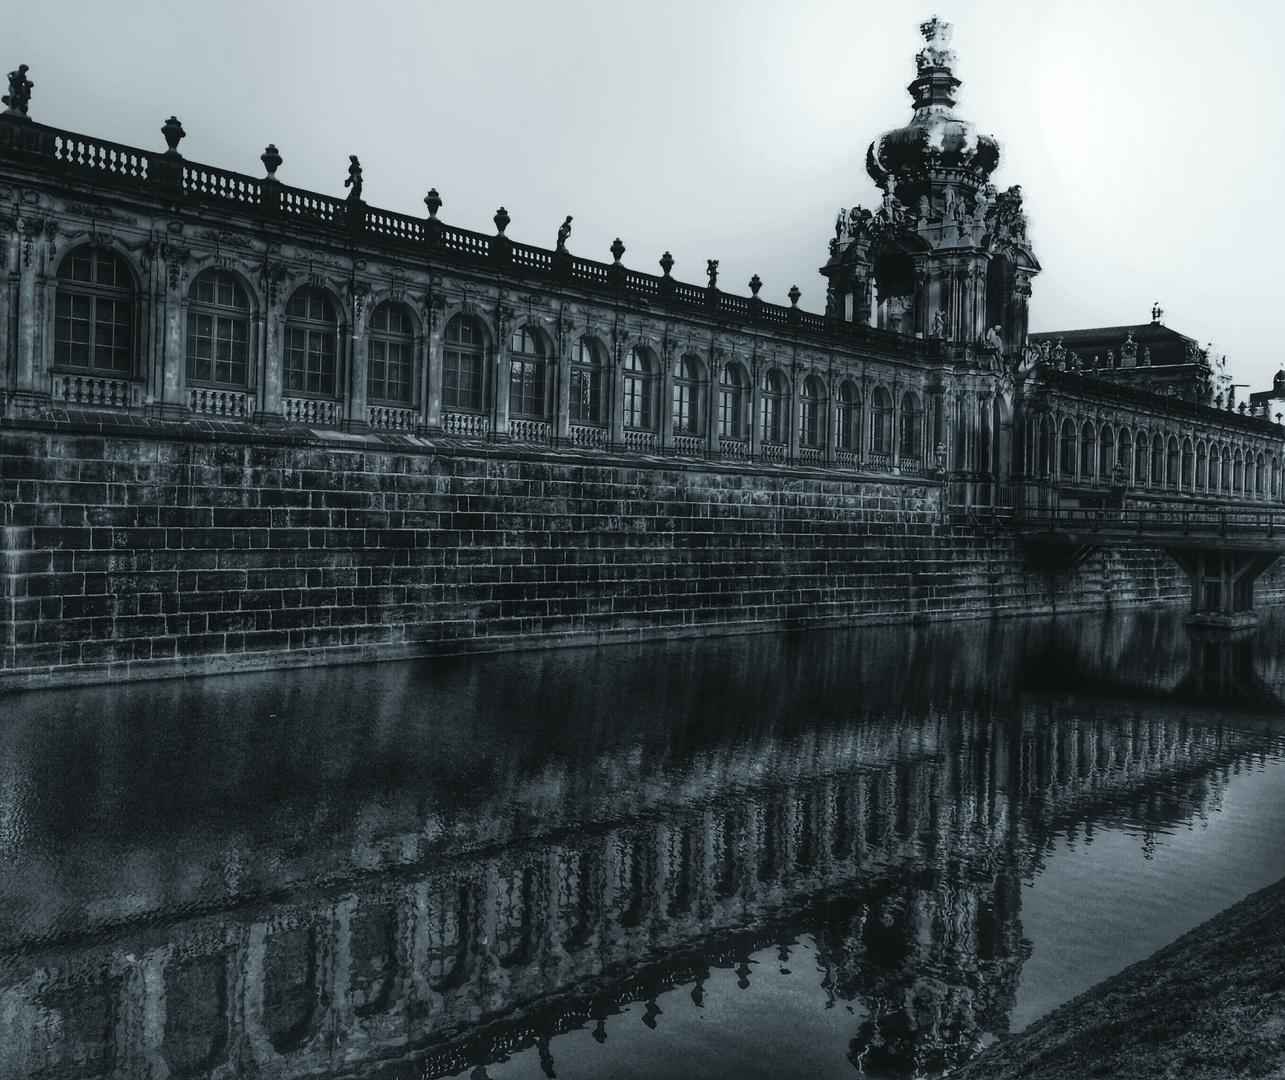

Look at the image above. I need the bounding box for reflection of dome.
[866,17,1000,196]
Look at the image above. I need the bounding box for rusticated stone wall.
[0,416,1215,690]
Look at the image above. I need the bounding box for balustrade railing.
[50,372,141,409]
[868,451,892,471]
[183,165,260,207]
[900,455,925,476]
[836,450,859,469]
[189,386,250,418]
[760,442,787,462]
[798,446,823,465]
[52,133,149,180]
[720,439,749,459]
[509,417,551,442]
[368,404,418,431]
[283,397,340,425]
[672,434,705,455]
[441,411,489,437]
[569,424,607,448]
[623,429,658,452]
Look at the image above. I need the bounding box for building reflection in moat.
[0,610,1281,1079]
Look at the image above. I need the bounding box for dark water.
[2,610,1285,1079]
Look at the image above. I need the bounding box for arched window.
[284,287,339,396]
[624,346,657,431]
[1234,448,1245,495]
[1098,423,1114,482]
[509,326,547,419]
[1181,438,1194,491]
[871,388,893,455]
[1117,427,1132,483]
[1256,452,1266,498]
[55,246,135,373]
[673,355,705,437]
[801,375,826,449]
[1221,447,1233,493]
[899,391,923,459]
[1273,456,1281,501]
[1038,414,1053,479]
[1059,418,1076,478]
[1166,436,1180,489]
[186,267,250,386]
[443,314,485,411]
[1151,434,1165,486]
[570,337,603,425]
[837,381,860,452]
[720,363,750,441]
[761,369,787,445]
[1134,431,1149,486]
[1196,441,1208,490]
[367,302,414,404]
[1079,421,1095,482]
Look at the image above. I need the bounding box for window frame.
[367,301,416,405]
[283,286,341,398]
[442,314,486,413]
[53,246,137,376]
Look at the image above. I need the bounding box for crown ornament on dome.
[866,16,1000,197]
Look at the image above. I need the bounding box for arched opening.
[570,337,605,426]
[1151,434,1165,486]
[872,250,917,335]
[368,301,415,404]
[1079,421,1096,483]
[984,253,1014,351]
[673,354,706,437]
[870,387,893,456]
[1059,417,1076,479]
[509,325,549,419]
[1256,452,1266,498]
[1196,441,1208,491]
[1037,414,1052,479]
[760,368,788,445]
[284,286,341,398]
[1181,438,1194,491]
[1166,436,1180,489]
[55,245,137,375]
[186,267,252,388]
[837,381,861,453]
[624,346,658,431]
[1221,447,1232,493]
[1273,456,1281,501]
[443,313,485,412]
[1134,431,1148,486]
[899,391,923,461]
[1098,423,1114,483]
[719,362,750,442]
[1233,449,1245,495]
[801,375,827,449]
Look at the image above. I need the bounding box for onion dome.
[866,17,999,198]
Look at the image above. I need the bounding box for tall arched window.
[1151,434,1165,486]
[186,267,250,386]
[1181,438,1194,490]
[1038,415,1053,479]
[720,363,750,441]
[1059,418,1076,478]
[673,355,706,437]
[55,246,135,373]
[570,337,603,425]
[1256,452,1266,498]
[1234,449,1245,495]
[1098,424,1114,482]
[624,346,657,431]
[509,326,547,419]
[1273,456,1281,501]
[1117,427,1131,483]
[1079,421,1095,482]
[899,391,923,459]
[284,287,339,396]
[761,369,787,445]
[1165,436,1180,489]
[801,375,826,449]
[368,302,414,404]
[1196,441,1208,490]
[443,314,485,412]
[870,388,893,455]
[837,381,860,452]
[1221,447,1233,493]
[1134,431,1149,485]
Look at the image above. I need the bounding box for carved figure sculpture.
[984,325,1002,352]
[556,215,573,250]
[835,209,846,242]
[931,309,947,338]
[3,64,32,116]
[344,155,363,201]
[707,260,719,289]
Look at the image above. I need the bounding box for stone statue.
[3,64,32,116]
[707,259,719,289]
[834,209,846,242]
[556,215,573,250]
[993,185,1026,241]
[983,325,1002,352]
[344,155,363,201]
[917,195,930,219]
[931,309,947,338]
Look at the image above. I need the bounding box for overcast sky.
[8,0,1282,389]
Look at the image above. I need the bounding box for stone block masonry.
[0,416,1212,690]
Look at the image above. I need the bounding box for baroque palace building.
[0,19,1280,504]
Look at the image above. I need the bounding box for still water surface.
[2,609,1284,1078]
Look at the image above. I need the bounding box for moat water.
[2,610,1285,1079]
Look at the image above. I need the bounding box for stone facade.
[1,21,1283,686]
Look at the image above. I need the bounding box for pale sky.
[8,0,1283,389]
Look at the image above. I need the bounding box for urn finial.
[788,285,801,307]
[610,237,625,264]
[494,207,510,234]
[424,188,442,218]
[261,144,282,179]
[749,274,762,297]
[161,115,186,155]
[659,251,674,277]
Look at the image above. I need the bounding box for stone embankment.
[953,874,1285,1079]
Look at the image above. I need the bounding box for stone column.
[424,299,443,431]
[707,352,721,455]
[787,372,800,462]
[493,306,512,438]
[555,330,571,441]
[257,269,284,423]
[749,364,762,459]
[347,286,369,432]
[660,349,675,451]
[609,340,624,447]
[14,218,40,401]
[157,248,188,418]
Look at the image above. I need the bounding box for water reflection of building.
[0,697,1268,1080]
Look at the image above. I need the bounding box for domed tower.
[822,17,1039,361]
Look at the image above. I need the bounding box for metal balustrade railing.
[0,114,943,363]
[1009,504,1285,537]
